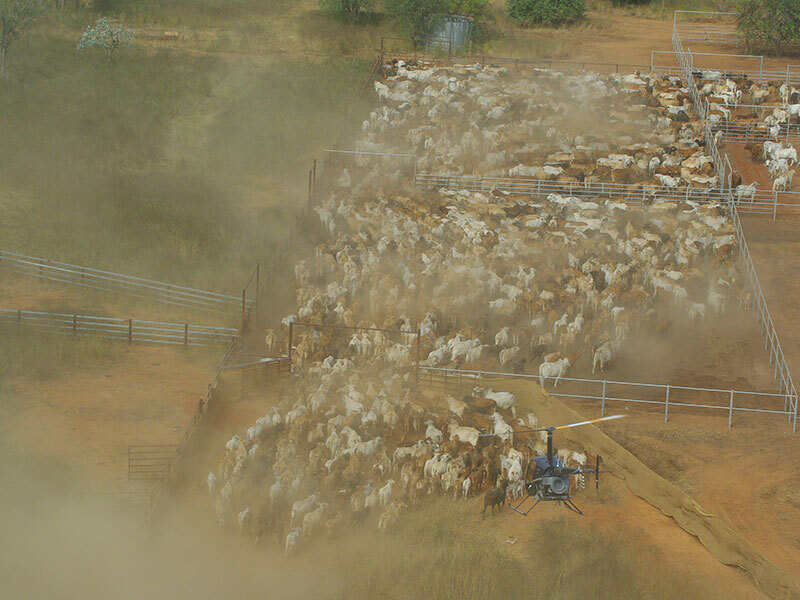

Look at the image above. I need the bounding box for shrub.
[383,0,448,39]
[448,0,490,21]
[319,0,375,24]
[506,0,585,27]
[736,0,800,56]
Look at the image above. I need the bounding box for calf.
[482,478,509,519]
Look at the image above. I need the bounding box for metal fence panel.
[0,250,250,315]
[0,309,238,347]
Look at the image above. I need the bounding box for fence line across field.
[414,171,800,214]
[725,197,798,431]
[0,308,238,347]
[0,250,250,316]
[708,119,800,144]
[673,11,739,47]
[671,18,800,429]
[670,22,800,86]
[317,158,799,216]
[419,367,793,428]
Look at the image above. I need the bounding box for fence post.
[241,289,246,329]
[728,390,734,428]
[312,159,317,199]
[601,380,606,417]
[664,384,670,423]
[255,264,260,314]
[288,321,294,364]
[184,323,189,347]
[73,314,77,334]
[128,319,132,343]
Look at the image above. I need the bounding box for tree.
[506,0,585,27]
[736,0,800,56]
[447,0,489,21]
[383,0,448,41]
[319,0,375,24]
[0,0,41,79]
[77,18,134,63]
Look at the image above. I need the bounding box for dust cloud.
[0,451,322,600]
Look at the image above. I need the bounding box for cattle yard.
[5,9,800,599]
[136,14,799,598]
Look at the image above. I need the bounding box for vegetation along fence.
[0,250,251,316]
[0,309,237,347]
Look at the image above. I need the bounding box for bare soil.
[0,345,218,492]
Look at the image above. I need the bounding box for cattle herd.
[699,73,799,195]
[208,61,756,555]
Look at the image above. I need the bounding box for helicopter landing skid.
[509,495,541,516]
[508,495,585,516]
[562,498,584,515]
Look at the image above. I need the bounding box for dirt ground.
[740,216,800,381]
[724,142,800,203]
[0,345,219,494]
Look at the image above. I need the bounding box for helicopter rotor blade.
[552,415,626,430]
[477,427,542,437]
[478,415,626,438]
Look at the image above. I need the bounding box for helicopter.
[481,414,625,516]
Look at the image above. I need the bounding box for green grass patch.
[0,33,368,291]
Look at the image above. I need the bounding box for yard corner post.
[601,380,607,417]
[241,289,246,329]
[728,390,734,428]
[773,191,778,220]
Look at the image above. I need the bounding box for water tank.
[424,15,474,52]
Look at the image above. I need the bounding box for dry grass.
[605,426,695,493]
[0,327,125,383]
[313,498,753,599]
[587,0,735,19]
